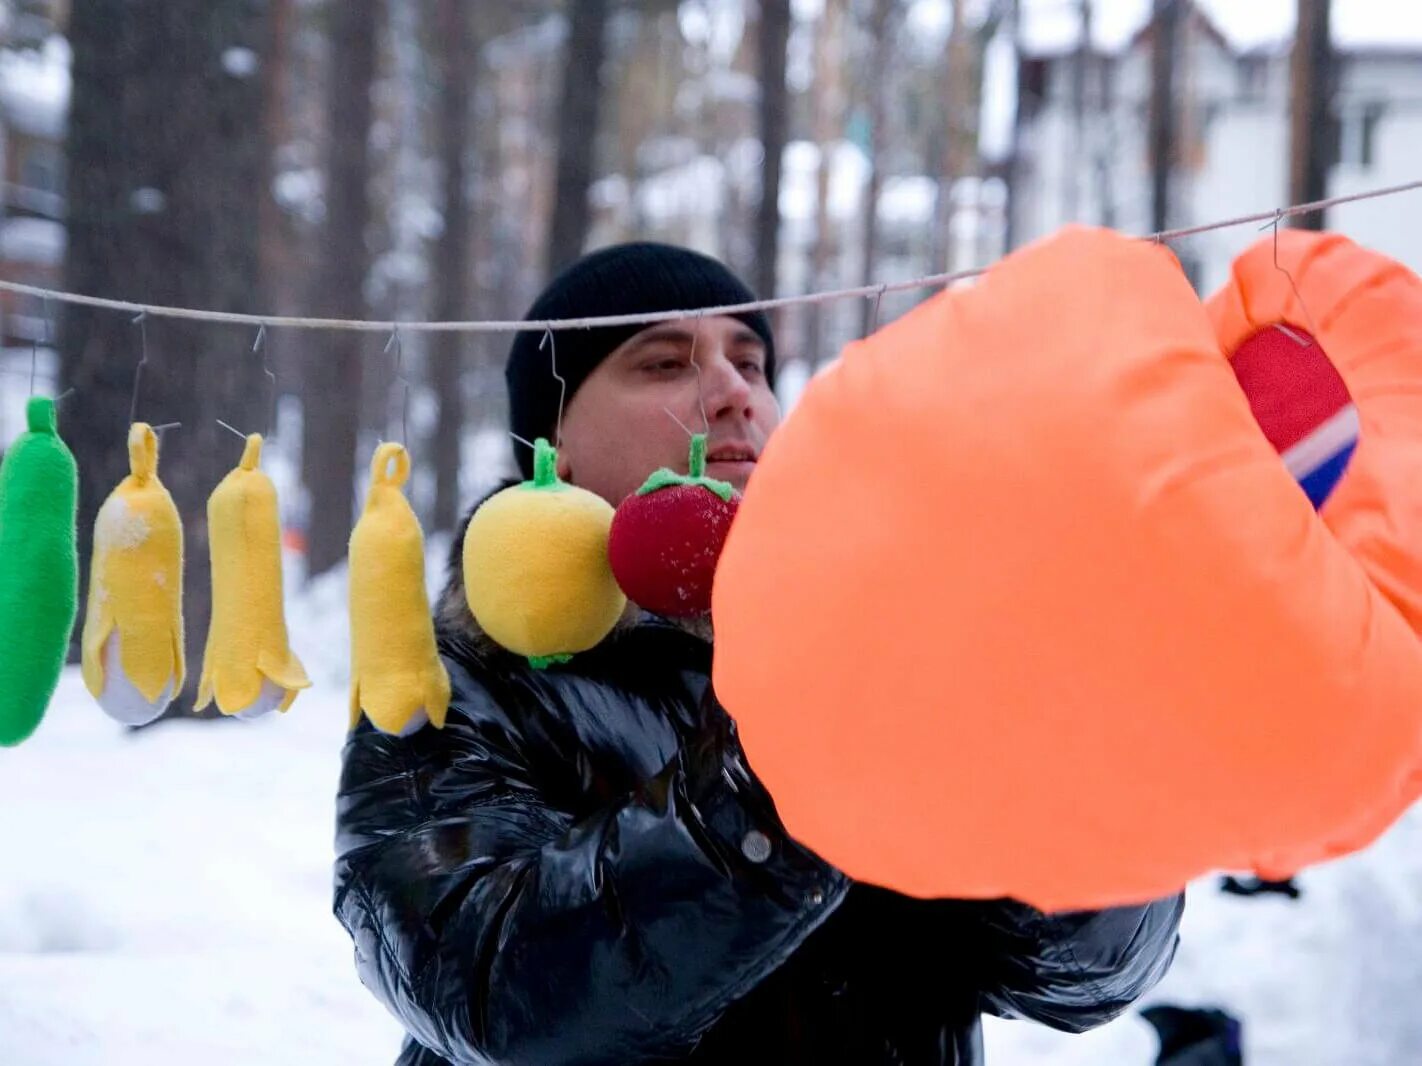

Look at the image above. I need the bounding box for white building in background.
[0,31,67,347]
[1012,0,1422,295]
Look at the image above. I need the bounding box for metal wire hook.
[384,325,410,445]
[540,323,567,449]
[30,294,52,396]
[129,310,149,425]
[662,405,698,441]
[254,323,277,438]
[688,310,709,437]
[1260,208,1319,346]
[869,283,888,335]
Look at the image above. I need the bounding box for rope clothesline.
[4,178,1421,336]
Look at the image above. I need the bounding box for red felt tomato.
[609,435,740,617]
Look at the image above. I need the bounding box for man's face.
[556,315,780,505]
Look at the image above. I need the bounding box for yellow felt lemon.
[463,438,625,667]
[80,423,184,726]
[348,443,450,735]
[196,433,310,718]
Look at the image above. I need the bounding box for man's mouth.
[707,446,757,465]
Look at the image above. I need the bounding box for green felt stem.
[632,433,735,502]
[28,395,55,434]
[636,467,734,503]
[638,468,688,495]
[528,653,573,670]
[0,397,78,746]
[532,438,559,489]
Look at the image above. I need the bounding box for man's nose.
[697,351,753,420]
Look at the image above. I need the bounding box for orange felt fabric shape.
[710,224,1422,912]
[1207,229,1422,640]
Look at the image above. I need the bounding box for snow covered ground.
[987,802,1422,1065]
[4,552,1422,1065]
[0,562,408,1066]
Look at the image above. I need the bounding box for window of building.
[1237,55,1269,103]
[1339,102,1385,169]
[20,144,62,195]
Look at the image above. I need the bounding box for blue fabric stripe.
[1298,442,1358,509]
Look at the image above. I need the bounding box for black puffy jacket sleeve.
[971,894,1185,1031]
[333,653,848,1066]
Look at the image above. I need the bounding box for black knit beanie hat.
[505,242,776,478]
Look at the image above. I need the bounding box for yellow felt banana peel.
[80,423,185,726]
[196,433,310,719]
[347,443,450,736]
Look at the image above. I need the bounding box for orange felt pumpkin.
[711,224,1422,913]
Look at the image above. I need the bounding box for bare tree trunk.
[805,0,845,366]
[302,0,378,579]
[430,0,473,532]
[1092,22,1118,230]
[258,0,294,316]
[1003,0,1024,251]
[1066,0,1092,221]
[754,0,791,302]
[860,0,894,337]
[62,0,268,710]
[1289,0,1332,230]
[930,0,974,273]
[1148,0,1179,233]
[545,0,610,274]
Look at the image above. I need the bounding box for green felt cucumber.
[0,397,79,747]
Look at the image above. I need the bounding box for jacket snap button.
[741,830,772,863]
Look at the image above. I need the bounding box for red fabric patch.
[1230,326,1351,453]
[609,485,739,617]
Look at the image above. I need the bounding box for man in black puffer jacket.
[334,242,1184,1065]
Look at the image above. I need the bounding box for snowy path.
[4,622,1421,1063]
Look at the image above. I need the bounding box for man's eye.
[738,360,764,376]
[644,358,686,373]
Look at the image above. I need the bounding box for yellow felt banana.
[348,443,450,736]
[80,423,184,725]
[196,433,310,718]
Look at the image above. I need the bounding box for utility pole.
[1290,0,1333,229]
[1148,0,1179,234]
